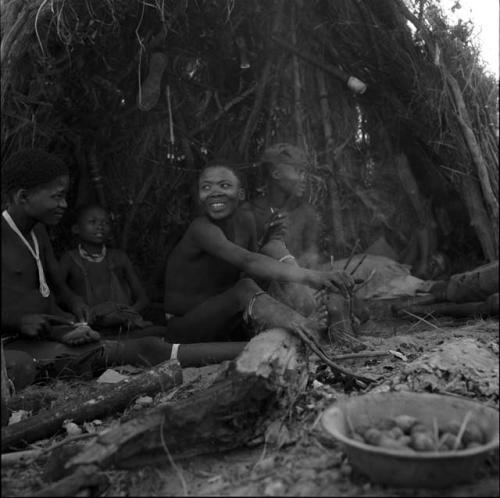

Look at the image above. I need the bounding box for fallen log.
[36,328,310,496]
[393,297,498,318]
[1,359,182,452]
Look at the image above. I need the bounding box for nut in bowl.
[321,391,499,489]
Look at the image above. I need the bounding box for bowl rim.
[321,394,500,460]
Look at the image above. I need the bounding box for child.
[1,149,245,390]
[163,160,354,344]
[60,203,162,336]
[243,143,321,268]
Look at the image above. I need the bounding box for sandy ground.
[2,315,499,497]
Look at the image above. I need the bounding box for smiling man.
[162,159,353,344]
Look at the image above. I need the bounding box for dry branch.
[1,359,182,452]
[316,68,347,254]
[446,72,499,236]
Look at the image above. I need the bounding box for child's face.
[272,162,307,197]
[75,206,111,245]
[23,175,69,226]
[198,166,243,221]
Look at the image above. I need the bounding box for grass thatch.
[1,0,498,296]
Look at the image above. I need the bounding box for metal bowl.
[321,391,499,488]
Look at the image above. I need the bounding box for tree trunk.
[446,72,499,240]
[460,176,497,262]
[395,152,429,226]
[316,69,347,255]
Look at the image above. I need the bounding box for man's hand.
[69,298,90,323]
[306,270,355,296]
[262,210,289,244]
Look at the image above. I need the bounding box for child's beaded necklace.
[78,243,106,263]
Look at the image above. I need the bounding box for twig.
[352,269,376,294]
[160,417,188,496]
[453,411,472,451]
[349,254,367,276]
[400,310,444,331]
[343,239,360,271]
[345,414,356,437]
[294,326,377,385]
[331,351,389,361]
[432,417,439,451]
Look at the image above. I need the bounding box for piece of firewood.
[1,359,182,452]
[36,328,308,495]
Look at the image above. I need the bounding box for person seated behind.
[163,159,354,345]
[1,149,246,391]
[243,143,369,328]
[59,203,162,337]
[243,143,321,269]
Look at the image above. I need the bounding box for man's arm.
[119,251,150,312]
[190,218,352,292]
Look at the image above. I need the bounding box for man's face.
[198,166,243,221]
[272,162,307,197]
[23,174,69,225]
[75,206,111,245]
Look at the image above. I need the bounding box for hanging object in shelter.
[165,85,185,165]
[137,52,168,111]
[347,76,367,94]
[235,36,250,69]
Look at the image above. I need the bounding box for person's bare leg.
[248,292,324,339]
[98,338,246,369]
[165,278,261,343]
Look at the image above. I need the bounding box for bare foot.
[51,324,101,345]
[308,300,329,331]
[313,288,327,305]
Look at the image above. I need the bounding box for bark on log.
[36,328,308,496]
[1,359,182,452]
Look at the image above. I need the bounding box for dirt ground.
[2,314,499,497]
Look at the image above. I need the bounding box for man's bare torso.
[163,209,256,315]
